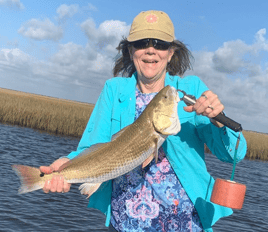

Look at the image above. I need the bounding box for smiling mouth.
[143,60,158,64]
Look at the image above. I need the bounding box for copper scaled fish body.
[12,85,181,197]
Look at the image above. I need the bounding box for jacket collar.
[119,73,137,102]
[165,72,181,89]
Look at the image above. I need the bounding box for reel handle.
[213,112,242,132]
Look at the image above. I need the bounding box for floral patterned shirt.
[110,88,203,232]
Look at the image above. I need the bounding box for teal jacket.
[67,73,247,231]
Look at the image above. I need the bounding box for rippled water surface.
[1,123,267,231]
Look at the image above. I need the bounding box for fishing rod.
[177,89,242,132]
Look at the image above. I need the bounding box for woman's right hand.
[39,157,71,194]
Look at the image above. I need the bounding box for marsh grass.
[205,130,268,161]
[243,131,268,161]
[1,88,267,161]
[0,88,94,137]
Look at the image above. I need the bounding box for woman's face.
[129,42,174,83]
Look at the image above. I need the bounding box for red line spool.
[211,178,246,210]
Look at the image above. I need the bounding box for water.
[0,123,267,231]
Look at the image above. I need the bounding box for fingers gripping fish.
[12,86,181,198]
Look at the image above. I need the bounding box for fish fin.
[78,183,102,199]
[142,138,159,169]
[12,165,45,194]
[142,154,154,169]
[111,125,130,141]
[154,138,159,164]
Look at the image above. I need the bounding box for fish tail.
[12,164,45,194]
[79,183,101,199]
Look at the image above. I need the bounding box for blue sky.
[1,0,268,133]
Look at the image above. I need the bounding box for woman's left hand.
[184,90,225,126]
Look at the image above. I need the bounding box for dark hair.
[113,38,193,77]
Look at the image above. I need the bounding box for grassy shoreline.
[1,87,267,161]
[0,87,94,137]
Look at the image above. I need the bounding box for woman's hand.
[39,157,71,194]
[184,90,225,127]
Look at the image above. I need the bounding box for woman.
[40,10,247,232]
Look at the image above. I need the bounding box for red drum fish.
[12,85,181,198]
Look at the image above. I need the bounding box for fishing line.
[231,132,241,181]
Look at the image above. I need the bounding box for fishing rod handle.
[182,95,242,132]
[213,113,242,132]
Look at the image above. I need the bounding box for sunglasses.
[130,39,171,50]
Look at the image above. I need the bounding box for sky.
[0,0,268,133]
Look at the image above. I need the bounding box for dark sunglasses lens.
[154,40,171,50]
[131,39,171,50]
[132,39,148,49]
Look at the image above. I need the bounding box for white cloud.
[1,48,29,61]
[80,18,97,41]
[49,42,113,86]
[0,48,31,74]
[255,28,267,44]
[81,18,130,56]
[0,0,24,10]
[0,48,34,91]
[253,28,268,52]
[98,20,130,46]
[204,28,268,77]
[18,18,63,41]
[212,40,250,73]
[56,4,79,20]
[50,42,91,66]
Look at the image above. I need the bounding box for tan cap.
[127,10,175,42]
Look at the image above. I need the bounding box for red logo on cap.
[146,14,158,23]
